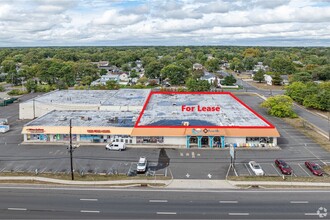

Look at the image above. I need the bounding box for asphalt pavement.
[1,93,329,180]
[0,186,329,219]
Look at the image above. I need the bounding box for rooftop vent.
[58,116,67,121]
[80,116,92,121]
[182,121,190,126]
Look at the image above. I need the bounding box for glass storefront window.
[136,136,164,144]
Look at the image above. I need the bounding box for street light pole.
[69,118,74,180]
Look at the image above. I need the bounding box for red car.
[275,159,293,175]
[305,161,323,176]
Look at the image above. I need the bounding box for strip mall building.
[20,89,280,148]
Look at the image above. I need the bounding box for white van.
[105,142,126,151]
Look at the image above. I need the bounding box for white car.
[105,142,126,151]
[248,161,264,176]
[137,157,148,173]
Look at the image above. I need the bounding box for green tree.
[186,78,210,91]
[1,59,16,73]
[222,74,237,86]
[285,81,307,104]
[145,61,163,79]
[25,79,37,93]
[272,73,283,86]
[243,48,261,58]
[260,95,297,118]
[253,69,265,83]
[205,58,219,72]
[0,85,4,92]
[290,71,312,83]
[106,80,119,90]
[100,69,108,75]
[160,64,188,85]
[271,56,295,74]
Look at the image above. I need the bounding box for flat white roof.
[137,93,270,127]
[24,89,151,106]
[25,110,140,127]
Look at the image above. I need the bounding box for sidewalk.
[228,180,330,188]
[1,176,329,189]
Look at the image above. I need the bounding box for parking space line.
[271,163,282,176]
[244,163,252,175]
[303,144,327,165]
[298,164,311,177]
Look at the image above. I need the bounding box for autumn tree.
[260,95,297,118]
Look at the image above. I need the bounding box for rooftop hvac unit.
[80,116,92,121]
[182,121,189,126]
[58,116,67,121]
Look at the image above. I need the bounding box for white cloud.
[0,0,329,46]
[93,9,145,26]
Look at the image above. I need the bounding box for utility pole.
[69,118,74,180]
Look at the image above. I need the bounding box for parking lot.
[234,161,326,178]
[0,93,329,180]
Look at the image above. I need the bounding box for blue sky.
[0,0,329,47]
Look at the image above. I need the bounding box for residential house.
[253,62,268,72]
[91,61,109,67]
[200,71,216,85]
[264,74,288,85]
[90,74,119,86]
[119,72,129,82]
[193,63,203,70]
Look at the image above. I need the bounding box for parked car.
[105,142,126,151]
[137,157,148,173]
[305,161,323,176]
[248,161,264,176]
[275,159,293,175]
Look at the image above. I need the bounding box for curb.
[0,176,171,187]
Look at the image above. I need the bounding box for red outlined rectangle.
[134,91,275,129]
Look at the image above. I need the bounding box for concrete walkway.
[228,180,330,187]
[1,176,330,189]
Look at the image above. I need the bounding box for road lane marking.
[8,208,27,211]
[192,152,195,158]
[305,213,318,216]
[219,201,238,203]
[290,201,309,204]
[298,164,311,177]
[80,210,100,213]
[156,212,176,215]
[186,153,189,157]
[149,200,168,203]
[228,213,249,216]
[180,153,183,157]
[80,199,98,201]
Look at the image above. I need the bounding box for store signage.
[87,129,111,133]
[27,128,45,133]
[181,105,220,112]
[192,128,220,134]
